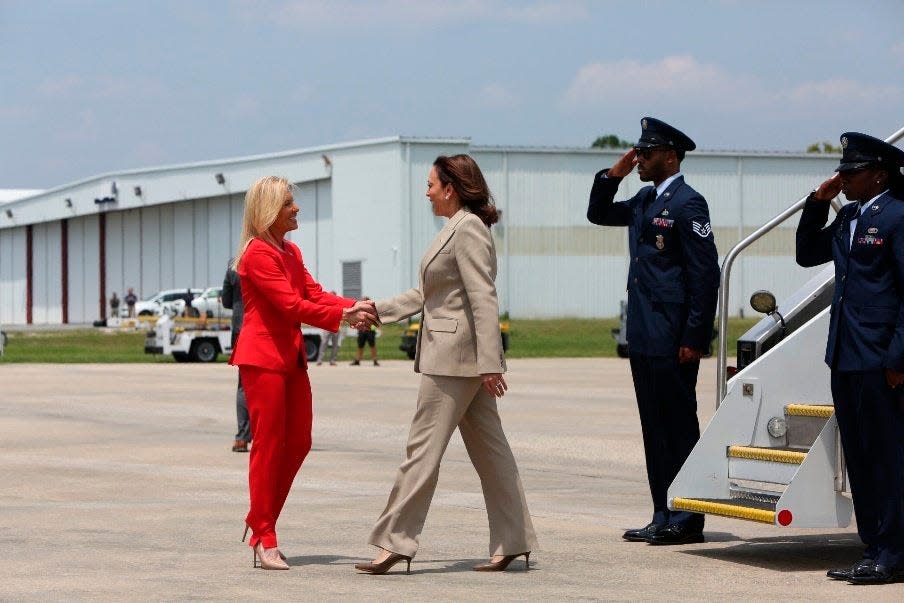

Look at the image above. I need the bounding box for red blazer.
[229,238,355,371]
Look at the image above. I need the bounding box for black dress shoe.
[622,522,663,542]
[826,558,873,580]
[645,524,704,545]
[847,563,904,585]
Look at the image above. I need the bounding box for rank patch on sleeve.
[692,221,712,238]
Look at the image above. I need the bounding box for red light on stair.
[727,366,738,378]
[777,509,792,526]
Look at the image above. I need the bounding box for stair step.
[729,484,782,505]
[672,497,776,524]
[785,404,833,418]
[728,446,806,464]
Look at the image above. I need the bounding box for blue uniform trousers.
[831,370,904,568]
[629,353,704,530]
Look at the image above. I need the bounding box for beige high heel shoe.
[253,542,289,570]
[243,525,287,564]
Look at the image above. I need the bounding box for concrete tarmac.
[1,358,898,601]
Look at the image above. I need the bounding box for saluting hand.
[812,174,842,202]
[607,148,638,178]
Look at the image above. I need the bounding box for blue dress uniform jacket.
[796,189,904,570]
[796,192,904,372]
[588,168,719,533]
[587,170,720,356]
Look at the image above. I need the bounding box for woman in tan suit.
[355,154,537,575]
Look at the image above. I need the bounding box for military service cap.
[634,117,696,152]
[835,132,904,172]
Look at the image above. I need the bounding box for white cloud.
[38,75,85,97]
[786,77,903,106]
[241,0,589,27]
[561,54,904,115]
[474,82,519,109]
[221,95,263,120]
[892,41,904,63]
[562,55,765,110]
[36,74,167,101]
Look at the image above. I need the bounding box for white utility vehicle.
[191,286,231,319]
[144,315,324,363]
[133,288,203,317]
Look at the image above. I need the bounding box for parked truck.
[144,315,324,363]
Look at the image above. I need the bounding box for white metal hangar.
[0,136,840,326]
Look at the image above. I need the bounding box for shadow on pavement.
[681,533,863,572]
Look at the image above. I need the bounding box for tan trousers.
[368,374,537,558]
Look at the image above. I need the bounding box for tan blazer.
[376,208,506,377]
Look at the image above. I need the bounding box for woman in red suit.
[230,176,377,570]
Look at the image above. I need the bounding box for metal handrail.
[716,125,904,406]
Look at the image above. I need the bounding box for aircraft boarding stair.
[668,307,852,527]
[667,125,904,530]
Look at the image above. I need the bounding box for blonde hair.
[232,176,293,270]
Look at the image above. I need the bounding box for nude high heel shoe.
[253,542,289,570]
[473,551,530,572]
[244,525,287,564]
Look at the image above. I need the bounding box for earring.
[444,194,450,200]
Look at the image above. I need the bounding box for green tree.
[806,141,842,154]
[591,134,632,149]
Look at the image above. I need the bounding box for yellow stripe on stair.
[728,446,806,464]
[672,498,776,524]
[785,404,834,418]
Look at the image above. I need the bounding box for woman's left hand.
[481,373,508,398]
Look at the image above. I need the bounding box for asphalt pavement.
[1,358,898,601]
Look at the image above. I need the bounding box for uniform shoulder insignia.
[692,220,712,238]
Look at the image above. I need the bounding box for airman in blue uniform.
[587,118,720,545]
[796,132,904,585]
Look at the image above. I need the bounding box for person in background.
[222,260,250,452]
[317,291,343,366]
[181,288,196,318]
[230,175,378,570]
[125,288,137,318]
[351,318,379,366]
[109,292,120,318]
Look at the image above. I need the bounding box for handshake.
[341,298,381,330]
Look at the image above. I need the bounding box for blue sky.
[1,0,902,188]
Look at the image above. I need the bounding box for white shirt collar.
[655,173,682,198]
[859,189,888,214]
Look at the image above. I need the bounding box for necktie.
[849,202,865,249]
[643,186,656,212]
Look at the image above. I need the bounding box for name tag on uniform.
[652,217,674,228]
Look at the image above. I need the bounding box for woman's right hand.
[481,373,508,398]
[343,300,379,329]
[812,174,842,201]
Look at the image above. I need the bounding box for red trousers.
[240,364,313,549]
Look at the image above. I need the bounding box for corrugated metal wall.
[103,193,257,306]
[0,226,27,324]
[472,148,838,318]
[67,215,101,323]
[0,140,844,325]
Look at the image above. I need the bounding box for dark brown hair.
[433,154,499,226]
